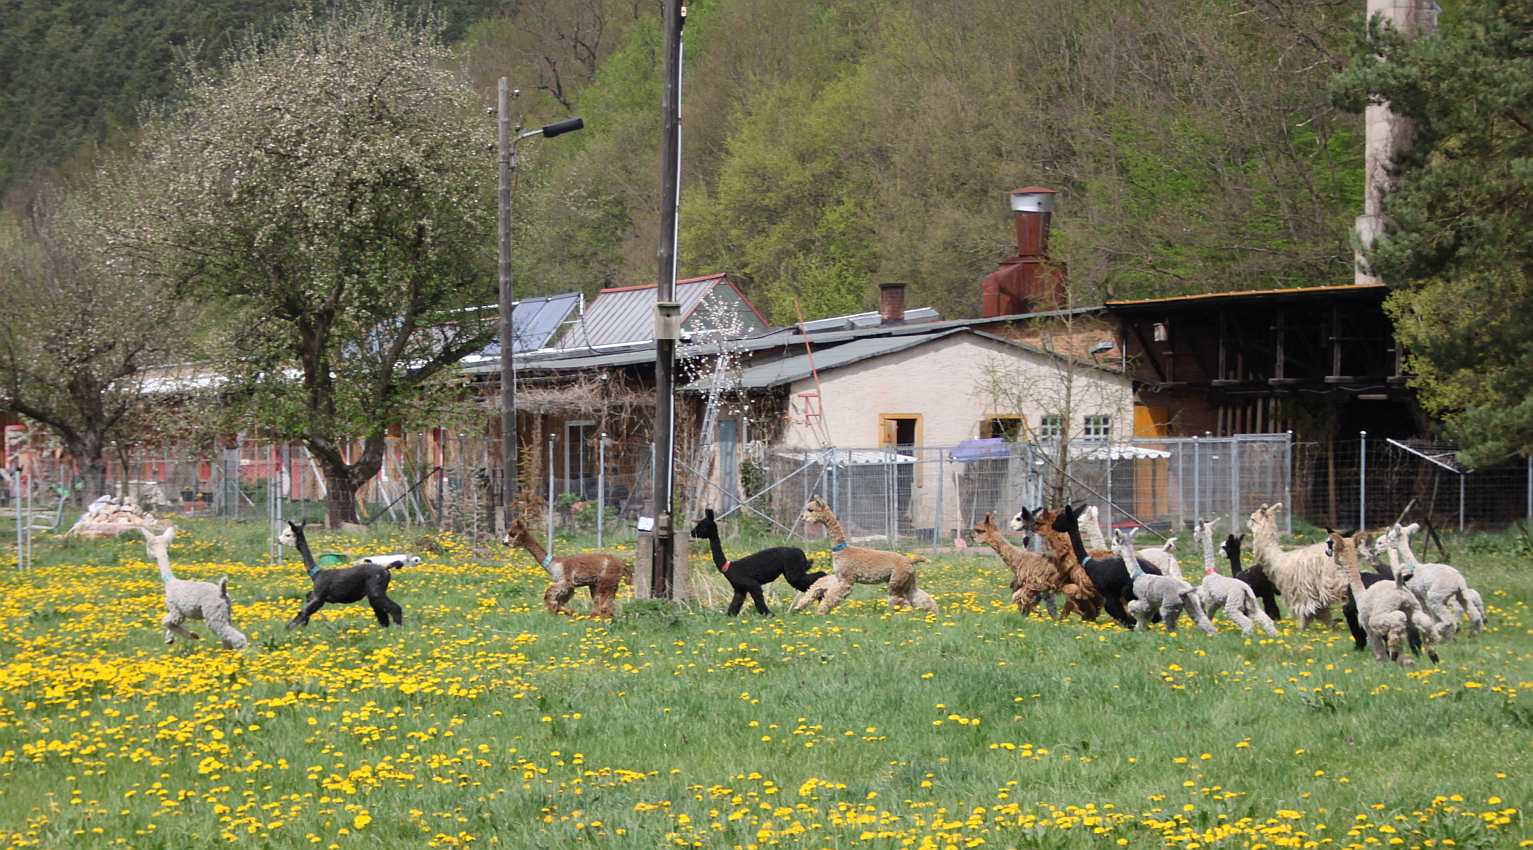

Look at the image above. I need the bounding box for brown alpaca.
[1022,507,1103,621]
[790,497,935,615]
[502,517,632,617]
[972,513,1085,618]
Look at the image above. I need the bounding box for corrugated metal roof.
[799,306,941,332]
[556,273,768,349]
[473,293,581,356]
[688,329,992,391]
[1106,283,1386,309]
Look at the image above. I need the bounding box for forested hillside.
[5,0,1367,318]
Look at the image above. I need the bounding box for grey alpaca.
[1380,523,1484,640]
[142,526,248,649]
[1114,528,1216,635]
[1193,518,1277,636]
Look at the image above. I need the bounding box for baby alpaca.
[1068,505,1183,579]
[973,513,1081,619]
[1328,530,1431,666]
[142,526,248,649]
[1380,523,1483,640]
[503,516,631,617]
[1013,506,1102,621]
[280,521,407,629]
[1193,519,1276,636]
[690,509,825,616]
[791,497,933,615]
[1050,505,1164,628]
[1114,527,1216,635]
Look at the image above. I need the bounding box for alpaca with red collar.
[790,497,935,615]
[1193,518,1276,636]
[142,525,249,649]
[503,515,632,617]
[689,509,826,616]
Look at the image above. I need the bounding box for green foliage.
[1334,1,1533,467]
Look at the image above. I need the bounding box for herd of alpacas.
[143,498,1486,668]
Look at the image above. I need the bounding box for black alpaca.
[689,510,826,616]
[1223,533,1283,622]
[1051,504,1161,629]
[1338,533,1431,662]
[283,521,405,629]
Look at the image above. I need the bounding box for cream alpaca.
[1327,531,1426,666]
[1114,527,1216,635]
[1380,523,1483,639]
[1193,518,1276,636]
[142,526,248,649]
[790,497,934,615]
[1247,503,1348,629]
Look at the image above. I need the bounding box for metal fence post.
[12,467,22,571]
[1230,435,1240,535]
[1459,472,1466,532]
[546,433,556,555]
[1284,431,1294,535]
[1359,430,1367,529]
[1527,455,1531,526]
[1192,436,1200,524]
[1105,445,1114,532]
[597,432,607,549]
[933,447,945,548]
[1176,442,1185,530]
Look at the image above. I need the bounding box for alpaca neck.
[290,530,321,579]
[1062,521,1091,564]
[977,529,1011,557]
[704,530,729,570]
[513,531,552,572]
[1342,555,1366,598]
[1117,544,1143,578]
[1224,546,1240,577]
[1250,519,1286,567]
[1200,533,1218,575]
[1392,535,1422,581]
[1081,511,1107,551]
[152,550,174,583]
[816,513,848,548]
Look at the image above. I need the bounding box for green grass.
[0,519,1528,848]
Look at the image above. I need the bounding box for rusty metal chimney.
[879,282,907,324]
[982,187,1066,317]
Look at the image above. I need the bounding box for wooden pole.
[497,77,517,532]
[650,0,685,597]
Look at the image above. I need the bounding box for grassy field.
[0,519,1528,849]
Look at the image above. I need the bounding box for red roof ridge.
[599,272,729,293]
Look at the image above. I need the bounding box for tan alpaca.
[502,516,632,617]
[789,497,934,615]
[973,513,1076,618]
[1019,507,1102,621]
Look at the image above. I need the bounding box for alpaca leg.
[791,576,834,613]
[203,605,249,650]
[1424,589,1458,641]
[377,594,403,626]
[592,575,621,618]
[816,577,854,615]
[1105,596,1136,629]
[287,594,325,630]
[747,586,771,616]
[1184,596,1217,635]
[1249,604,1279,637]
[1463,589,1485,635]
[1159,602,1182,633]
[367,593,395,628]
[1224,597,1254,635]
[545,582,576,615]
[1126,600,1152,631]
[911,588,938,615]
[162,610,198,644]
[1410,610,1441,664]
[726,589,748,617]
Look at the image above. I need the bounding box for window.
[1083,415,1111,439]
[1038,415,1063,439]
[984,417,1025,441]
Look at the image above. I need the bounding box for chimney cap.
[879,282,905,291]
[1009,187,1057,213]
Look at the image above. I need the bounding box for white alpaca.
[1380,523,1483,639]
[1327,531,1425,666]
[142,526,248,649]
[1114,527,1215,635]
[1193,518,1277,636]
[1246,503,1348,629]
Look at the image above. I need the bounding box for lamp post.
[498,76,583,530]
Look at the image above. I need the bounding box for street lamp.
[498,77,583,530]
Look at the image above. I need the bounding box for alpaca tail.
[1404,616,1423,657]
[907,553,928,566]
[218,576,230,600]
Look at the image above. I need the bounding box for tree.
[120,3,497,524]
[1333,1,1533,467]
[0,174,178,502]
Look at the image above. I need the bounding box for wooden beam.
[1127,319,1169,384]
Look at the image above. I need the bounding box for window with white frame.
[1083,415,1111,439]
[1038,415,1063,439]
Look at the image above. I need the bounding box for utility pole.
[650,0,685,597]
[497,77,515,532]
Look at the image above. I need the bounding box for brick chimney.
[879,282,906,324]
[981,187,1068,317]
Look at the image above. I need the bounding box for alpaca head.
[972,512,1001,541]
[1111,526,1141,562]
[1324,528,1363,572]
[277,520,305,548]
[1008,506,1034,533]
[689,509,719,540]
[799,496,833,527]
[503,516,532,548]
[1246,502,1283,534]
[139,524,176,557]
[1049,504,1078,535]
[1222,533,1244,565]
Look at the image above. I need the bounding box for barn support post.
[1191,436,1200,524]
[546,433,556,554]
[1230,435,1240,536]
